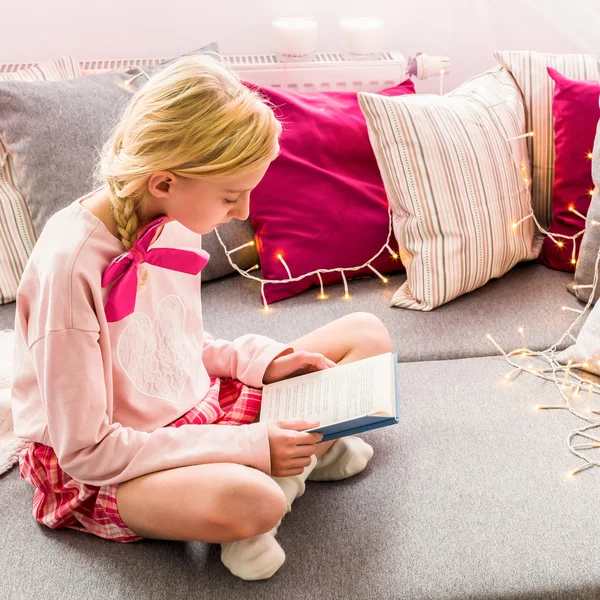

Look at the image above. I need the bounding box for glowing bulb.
[557,241,564,248]
[587,152,594,160]
[344,293,350,300]
[571,258,577,265]
[276,253,282,259]
[383,278,389,284]
[589,189,595,197]
[518,327,524,334]
[512,223,518,230]
[567,471,574,478]
[535,404,541,410]
[318,293,327,300]
[568,205,574,212]
[393,253,399,259]
[521,352,527,357]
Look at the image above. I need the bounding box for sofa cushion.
[539,68,600,272]
[201,261,583,362]
[494,50,597,228]
[358,67,539,311]
[245,78,414,304]
[0,43,256,303]
[3,355,599,599]
[570,107,600,305]
[0,56,81,81]
[0,57,82,306]
[0,302,15,330]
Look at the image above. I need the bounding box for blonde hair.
[97,53,282,250]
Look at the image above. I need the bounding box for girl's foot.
[308,436,374,481]
[221,529,285,581]
[221,455,318,580]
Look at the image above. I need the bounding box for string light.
[562,306,583,314]
[518,327,526,350]
[486,222,600,477]
[385,244,399,259]
[367,264,389,284]
[260,281,270,312]
[229,240,255,254]
[277,253,293,279]
[316,272,327,300]
[568,205,587,220]
[587,152,594,160]
[341,271,350,300]
[484,107,600,476]
[505,131,534,142]
[214,205,396,308]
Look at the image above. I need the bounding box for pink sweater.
[11,197,290,486]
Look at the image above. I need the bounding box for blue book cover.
[260,352,399,443]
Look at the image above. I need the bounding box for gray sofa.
[3,258,600,600]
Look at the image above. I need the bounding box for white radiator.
[1,51,408,92]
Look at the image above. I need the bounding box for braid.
[108,185,140,251]
[107,184,148,290]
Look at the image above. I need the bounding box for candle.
[340,16,384,56]
[272,17,318,57]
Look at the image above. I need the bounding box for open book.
[260,352,399,442]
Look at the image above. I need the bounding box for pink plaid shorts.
[18,376,262,543]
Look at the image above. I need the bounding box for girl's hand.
[263,350,336,385]
[267,420,324,476]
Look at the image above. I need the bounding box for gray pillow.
[0,42,258,282]
[568,112,600,304]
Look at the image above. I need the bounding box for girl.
[11,53,392,581]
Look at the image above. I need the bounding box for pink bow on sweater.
[102,215,210,322]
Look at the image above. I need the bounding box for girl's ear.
[148,172,174,197]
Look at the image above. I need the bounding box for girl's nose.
[231,197,250,221]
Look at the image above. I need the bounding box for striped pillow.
[0,56,80,304]
[358,67,541,311]
[0,56,80,82]
[494,51,597,229]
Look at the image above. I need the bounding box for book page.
[260,352,394,427]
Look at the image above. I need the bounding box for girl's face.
[145,159,275,235]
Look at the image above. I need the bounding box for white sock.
[221,528,285,581]
[307,436,374,482]
[220,455,318,581]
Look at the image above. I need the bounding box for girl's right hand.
[266,420,323,477]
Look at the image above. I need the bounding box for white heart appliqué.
[117,294,191,405]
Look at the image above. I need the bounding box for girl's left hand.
[263,350,337,385]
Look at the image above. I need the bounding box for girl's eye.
[224,199,237,205]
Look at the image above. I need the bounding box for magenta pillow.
[540,67,600,272]
[244,79,415,303]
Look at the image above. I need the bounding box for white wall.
[1,0,597,93]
